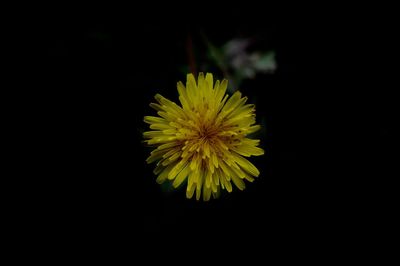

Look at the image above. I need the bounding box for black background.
[39,5,394,256]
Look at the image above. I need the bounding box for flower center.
[198,124,218,141]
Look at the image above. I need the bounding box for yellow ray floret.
[143,73,264,201]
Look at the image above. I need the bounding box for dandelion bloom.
[143,73,264,201]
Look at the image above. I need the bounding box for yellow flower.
[143,73,264,201]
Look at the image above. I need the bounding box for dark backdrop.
[40,6,393,256]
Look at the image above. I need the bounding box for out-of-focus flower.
[143,73,264,201]
[205,37,276,90]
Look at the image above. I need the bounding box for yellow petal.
[231,153,260,177]
[195,171,204,201]
[230,170,246,191]
[156,163,176,184]
[172,163,190,188]
[203,185,212,201]
[168,158,188,180]
[205,170,212,188]
[144,116,167,124]
[186,172,196,199]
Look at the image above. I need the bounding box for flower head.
[143,73,264,201]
